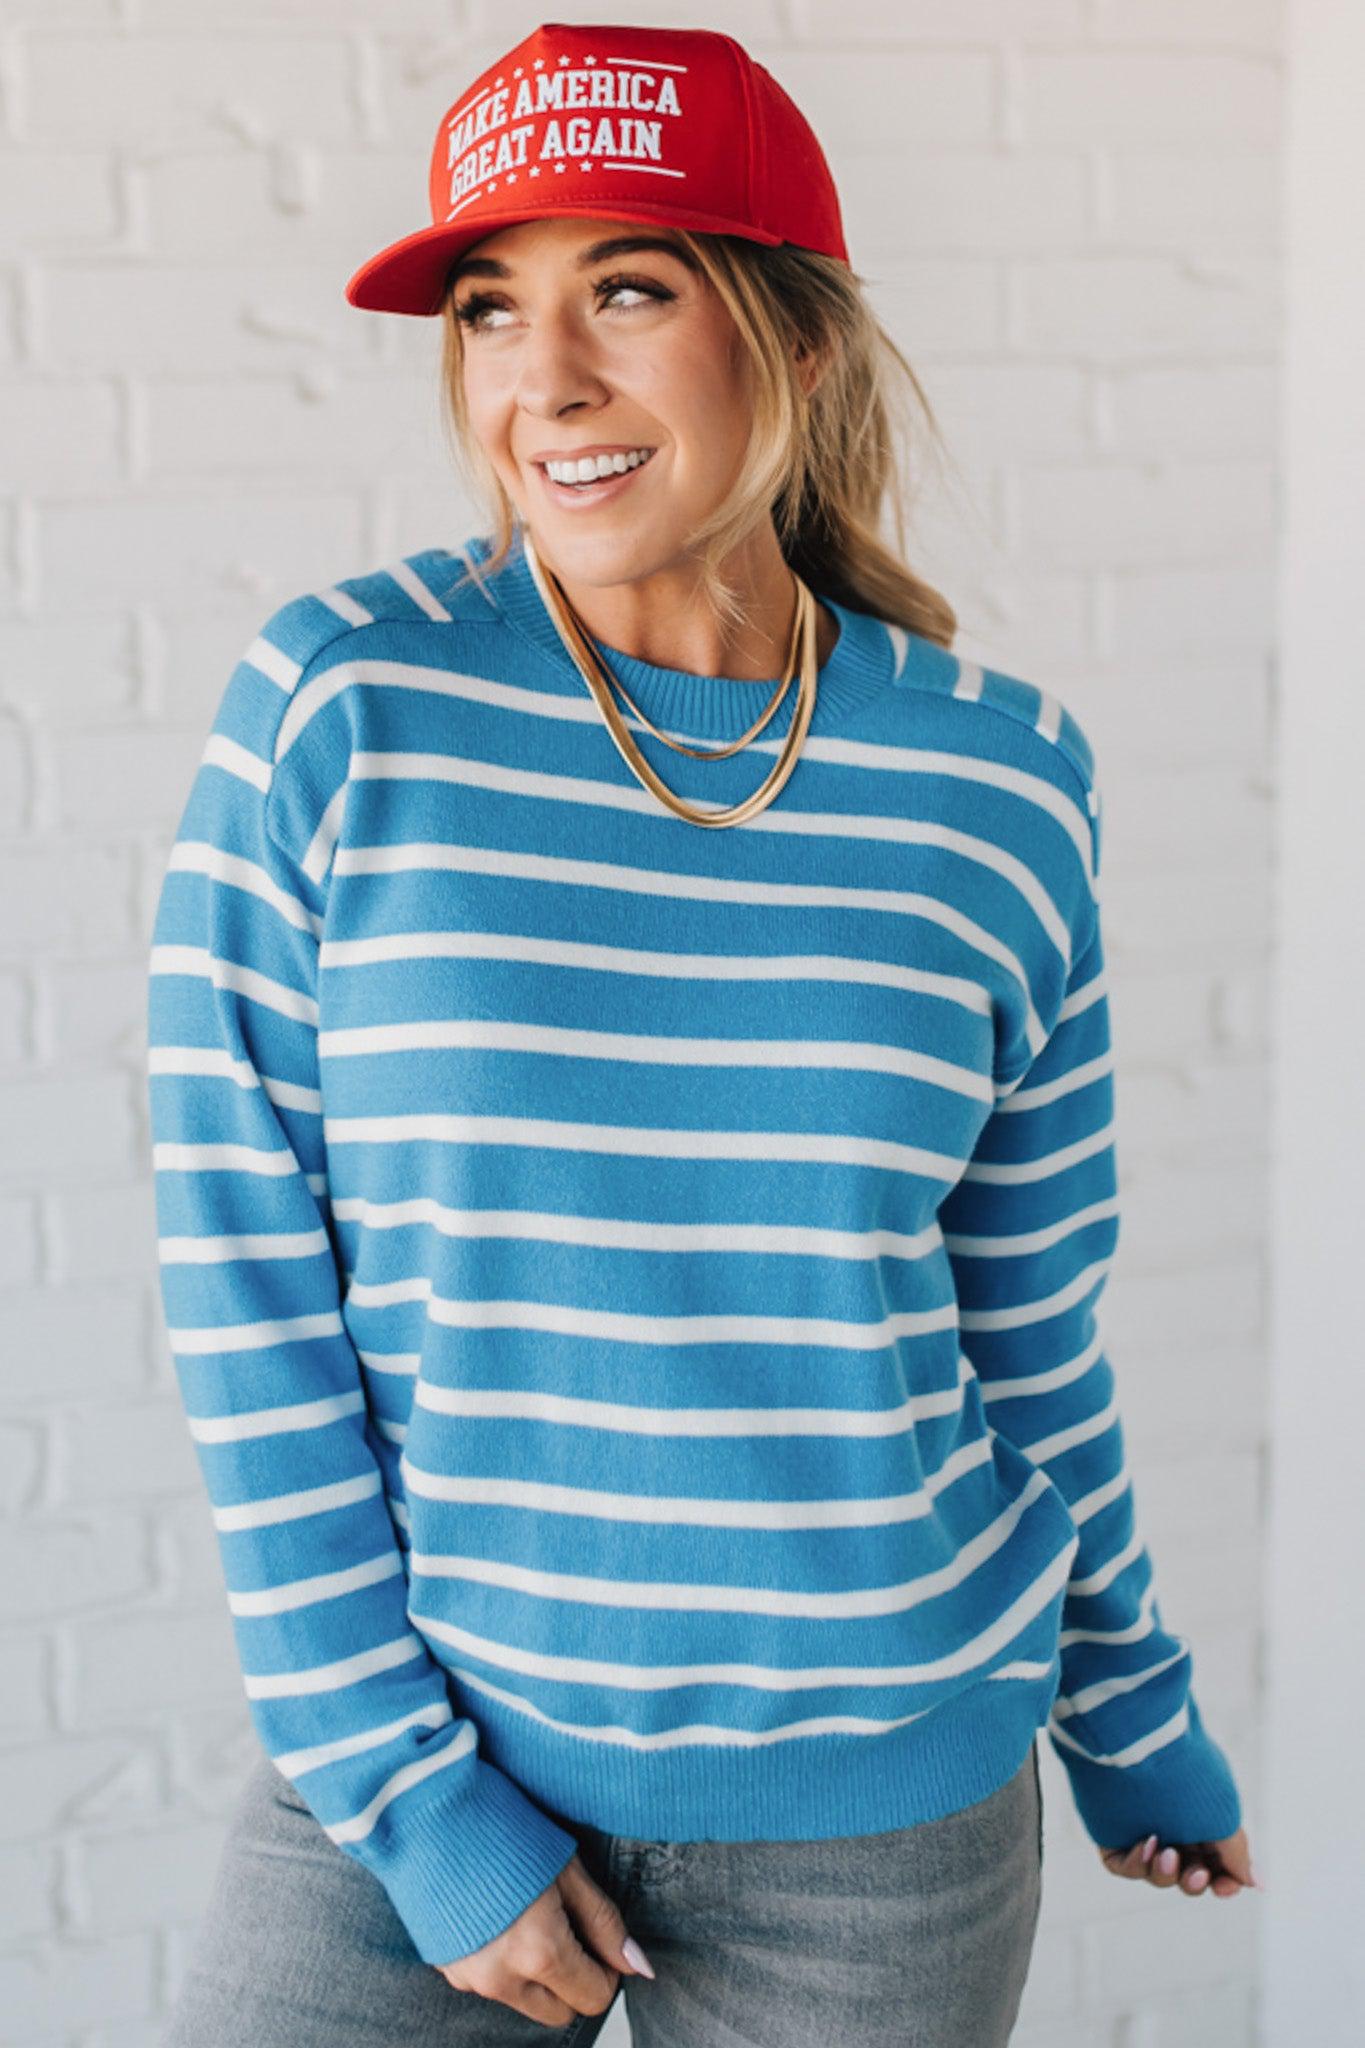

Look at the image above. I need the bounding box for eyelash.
[453,272,675,332]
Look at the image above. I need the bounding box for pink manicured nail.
[1158,1847,1179,1874]
[1141,1833,1158,1864]
[622,1935,655,1980]
[1188,1868,1210,1891]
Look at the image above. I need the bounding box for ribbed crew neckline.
[469,528,900,741]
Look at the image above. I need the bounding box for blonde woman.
[146,21,1256,2047]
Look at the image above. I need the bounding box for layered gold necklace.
[520,528,819,829]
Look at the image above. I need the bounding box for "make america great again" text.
[446,63,686,213]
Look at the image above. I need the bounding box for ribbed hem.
[369,1756,579,1967]
[463,1672,1055,1847]
[356,1688,1240,1959]
[470,527,900,741]
[1049,1692,1243,1852]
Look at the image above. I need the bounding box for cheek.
[683,333,750,438]
[677,386,750,485]
[462,385,518,473]
[460,351,513,415]
[627,339,749,472]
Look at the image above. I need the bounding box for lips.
[534,446,659,507]
[537,448,656,486]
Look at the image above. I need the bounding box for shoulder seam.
[948,656,1097,817]
[933,654,1103,895]
[238,552,489,868]
[230,606,366,884]
[233,614,362,770]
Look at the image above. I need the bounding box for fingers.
[509,1977,589,2029]
[435,1868,623,2027]
[1100,1834,1252,1897]
[436,1959,583,2030]
[558,1852,653,1978]
[1100,1830,1160,1882]
[529,1883,622,2019]
[1162,1848,1213,1895]
[454,1929,618,2029]
[1150,1839,1252,1897]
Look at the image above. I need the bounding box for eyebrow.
[446,233,701,289]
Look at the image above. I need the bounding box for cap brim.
[344,202,787,317]
[344,219,490,317]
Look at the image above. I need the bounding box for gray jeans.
[164,1741,1043,2048]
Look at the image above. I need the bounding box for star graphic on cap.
[513,66,523,76]
[507,171,517,181]
[554,161,566,172]
[529,165,540,176]
[557,54,569,66]
[585,55,596,64]
[533,57,544,69]
[581,161,593,171]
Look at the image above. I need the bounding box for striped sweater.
[145,526,1242,1966]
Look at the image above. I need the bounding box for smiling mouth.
[535,449,658,494]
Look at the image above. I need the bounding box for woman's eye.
[454,276,672,333]
[454,297,507,332]
[599,279,655,311]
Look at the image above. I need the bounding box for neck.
[524,522,839,680]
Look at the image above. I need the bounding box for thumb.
[557,1854,652,1976]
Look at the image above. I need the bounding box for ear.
[793,337,830,401]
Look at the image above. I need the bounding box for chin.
[535,525,671,585]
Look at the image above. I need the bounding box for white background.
[1,1,1355,2042]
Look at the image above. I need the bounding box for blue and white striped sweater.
[145,527,1241,1966]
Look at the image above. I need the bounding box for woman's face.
[449,214,753,586]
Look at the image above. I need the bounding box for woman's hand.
[435,1852,652,2028]
[1098,1824,1260,1897]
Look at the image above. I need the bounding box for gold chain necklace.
[520,528,819,829]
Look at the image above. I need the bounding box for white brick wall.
[0,2,1277,2041]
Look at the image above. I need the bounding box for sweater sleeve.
[936,780,1243,1856]
[144,608,578,1964]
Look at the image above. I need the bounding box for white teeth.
[544,448,653,485]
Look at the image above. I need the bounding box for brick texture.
[0,2,1274,2041]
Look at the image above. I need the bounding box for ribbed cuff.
[367,1755,580,1967]
[1051,1693,1243,1852]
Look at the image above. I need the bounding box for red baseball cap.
[344,20,849,317]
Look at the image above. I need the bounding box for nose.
[511,305,612,431]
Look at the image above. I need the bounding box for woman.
[146,21,1257,2048]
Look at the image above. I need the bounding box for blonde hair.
[435,229,958,651]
